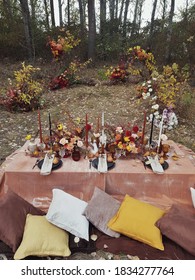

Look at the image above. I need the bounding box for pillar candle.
[38,109,42,143]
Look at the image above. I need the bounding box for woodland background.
[0,0,194,68]
[0,0,195,165]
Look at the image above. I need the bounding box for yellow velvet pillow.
[14,214,71,260]
[108,195,165,250]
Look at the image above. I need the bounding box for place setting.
[24,108,177,176]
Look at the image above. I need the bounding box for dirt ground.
[0,61,195,260]
[0,61,195,166]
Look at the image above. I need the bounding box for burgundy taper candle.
[38,109,42,143]
[141,111,147,144]
[85,113,88,147]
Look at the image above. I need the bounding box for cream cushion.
[14,214,71,260]
[46,188,89,241]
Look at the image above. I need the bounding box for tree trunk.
[162,0,167,21]
[67,0,70,26]
[58,0,63,27]
[100,0,107,35]
[30,0,36,21]
[109,0,115,22]
[88,0,96,62]
[131,0,139,37]
[119,0,125,26]
[115,0,119,18]
[78,0,85,34]
[44,0,50,30]
[109,0,116,35]
[19,0,34,61]
[137,0,144,33]
[161,0,167,30]
[148,0,158,47]
[184,0,189,21]
[50,0,55,27]
[123,0,130,38]
[3,0,13,24]
[165,0,175,64]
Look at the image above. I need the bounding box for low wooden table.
[1,140,195,211]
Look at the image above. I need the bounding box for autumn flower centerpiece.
[111,125,142,157]
[51,120,85,159]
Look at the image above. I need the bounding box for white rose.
[116,127,123,133]
[132,133,138,139]
[152,104,159,110]
[77,140,83,147]
[59,138,68,145]
[93,132,100,138]
[161,134,168,141]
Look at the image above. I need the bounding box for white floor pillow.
[190,187,195,208]
[46,188,89,241]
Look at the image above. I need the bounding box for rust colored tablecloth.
[0,140,195,211]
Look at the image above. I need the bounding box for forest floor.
[0,60,195,260]
[0,60,195,166]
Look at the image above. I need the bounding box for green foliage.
[96,20,126,62]
[97,69,108,81]
[181,91,193,107]
[0,62,44,112]
[156,63,189,108]
[175,82,195,118]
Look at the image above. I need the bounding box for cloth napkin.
[97,154,108,173]
[40,154,54,176]
[147,155,164,174]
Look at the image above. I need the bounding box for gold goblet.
[162,144,170,159]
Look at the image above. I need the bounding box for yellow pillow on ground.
[108,194,165,250]
[14,214,71,260]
